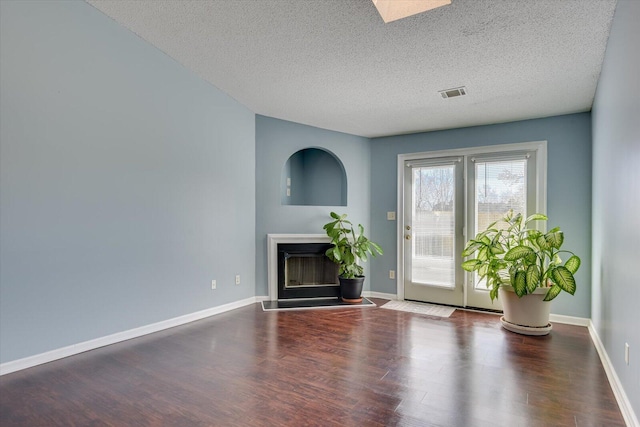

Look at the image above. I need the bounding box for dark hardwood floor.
[0,299,625,426]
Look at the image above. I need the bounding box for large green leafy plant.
[323,212,383,279]
[461,210,580,302]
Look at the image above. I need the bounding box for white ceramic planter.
[499,285,552,335]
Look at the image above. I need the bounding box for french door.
[400,142,545,311]
[403,157,465,306]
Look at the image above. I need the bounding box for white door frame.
[396,141,547,305]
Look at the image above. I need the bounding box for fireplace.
[267,234,338,301]
[277,243,339,299]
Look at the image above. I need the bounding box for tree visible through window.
[415,167,454,211]
[476,159,526,229]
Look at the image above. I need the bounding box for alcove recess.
[281,148,347,206]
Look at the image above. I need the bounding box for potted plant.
[461,210,580,335]
[323,212,383,303]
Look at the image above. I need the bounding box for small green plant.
[323,212,383,279]
[461,210,580,302]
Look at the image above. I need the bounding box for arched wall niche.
[281,148,347,206]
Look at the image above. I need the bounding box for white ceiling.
[86,0,617,138]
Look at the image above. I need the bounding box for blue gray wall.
[0,1,256,363]
[255,115,371,297]
[370,114,593,318]
[592,0,640,416]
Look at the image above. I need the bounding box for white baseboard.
[0,296,260,376]
[549,313,590,327]
[363,291,397,300]
[588,320,639,427]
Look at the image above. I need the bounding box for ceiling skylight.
[372,0,451,23]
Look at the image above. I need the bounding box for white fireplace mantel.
[267,234,331,301]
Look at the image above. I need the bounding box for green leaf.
[489,286,499,302]
[526,265,540,293]
[513,271,526,297]
[490,244,505,255]
[485,220,498,230]
[462,241,482,257]
[537,235,550,250]
[512,212,523,226]
[325,247,334,259]
[546,231,564,249]
[527,230,542,240]
[565,256,581,274]
[478,263,488,277]
[330,212,340,219]
[551,266,576,295]
[462,259,482,271]
[525,252,537,264]
[332,246,341,261]
[543,285,562,301]
[504,246,535,261]
[525,213,548,224]
[504,209,514,222]
[370,242,383,255]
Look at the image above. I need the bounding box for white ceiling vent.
[439,86,467,99]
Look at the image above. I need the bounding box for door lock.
[405,234,411,240]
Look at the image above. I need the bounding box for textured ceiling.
[86,0,617,138]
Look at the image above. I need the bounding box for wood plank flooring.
[0,299,626,426]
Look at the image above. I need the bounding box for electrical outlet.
[387,211,396,220]
[389,270,395,279]
[235,275,241,285]
[625,343,630,365]
[286,188,291,197]
[211,280,216,290]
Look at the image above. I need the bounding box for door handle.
[405,234,411,240]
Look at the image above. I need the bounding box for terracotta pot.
[499,285,552,335]
[338,276,365,303]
